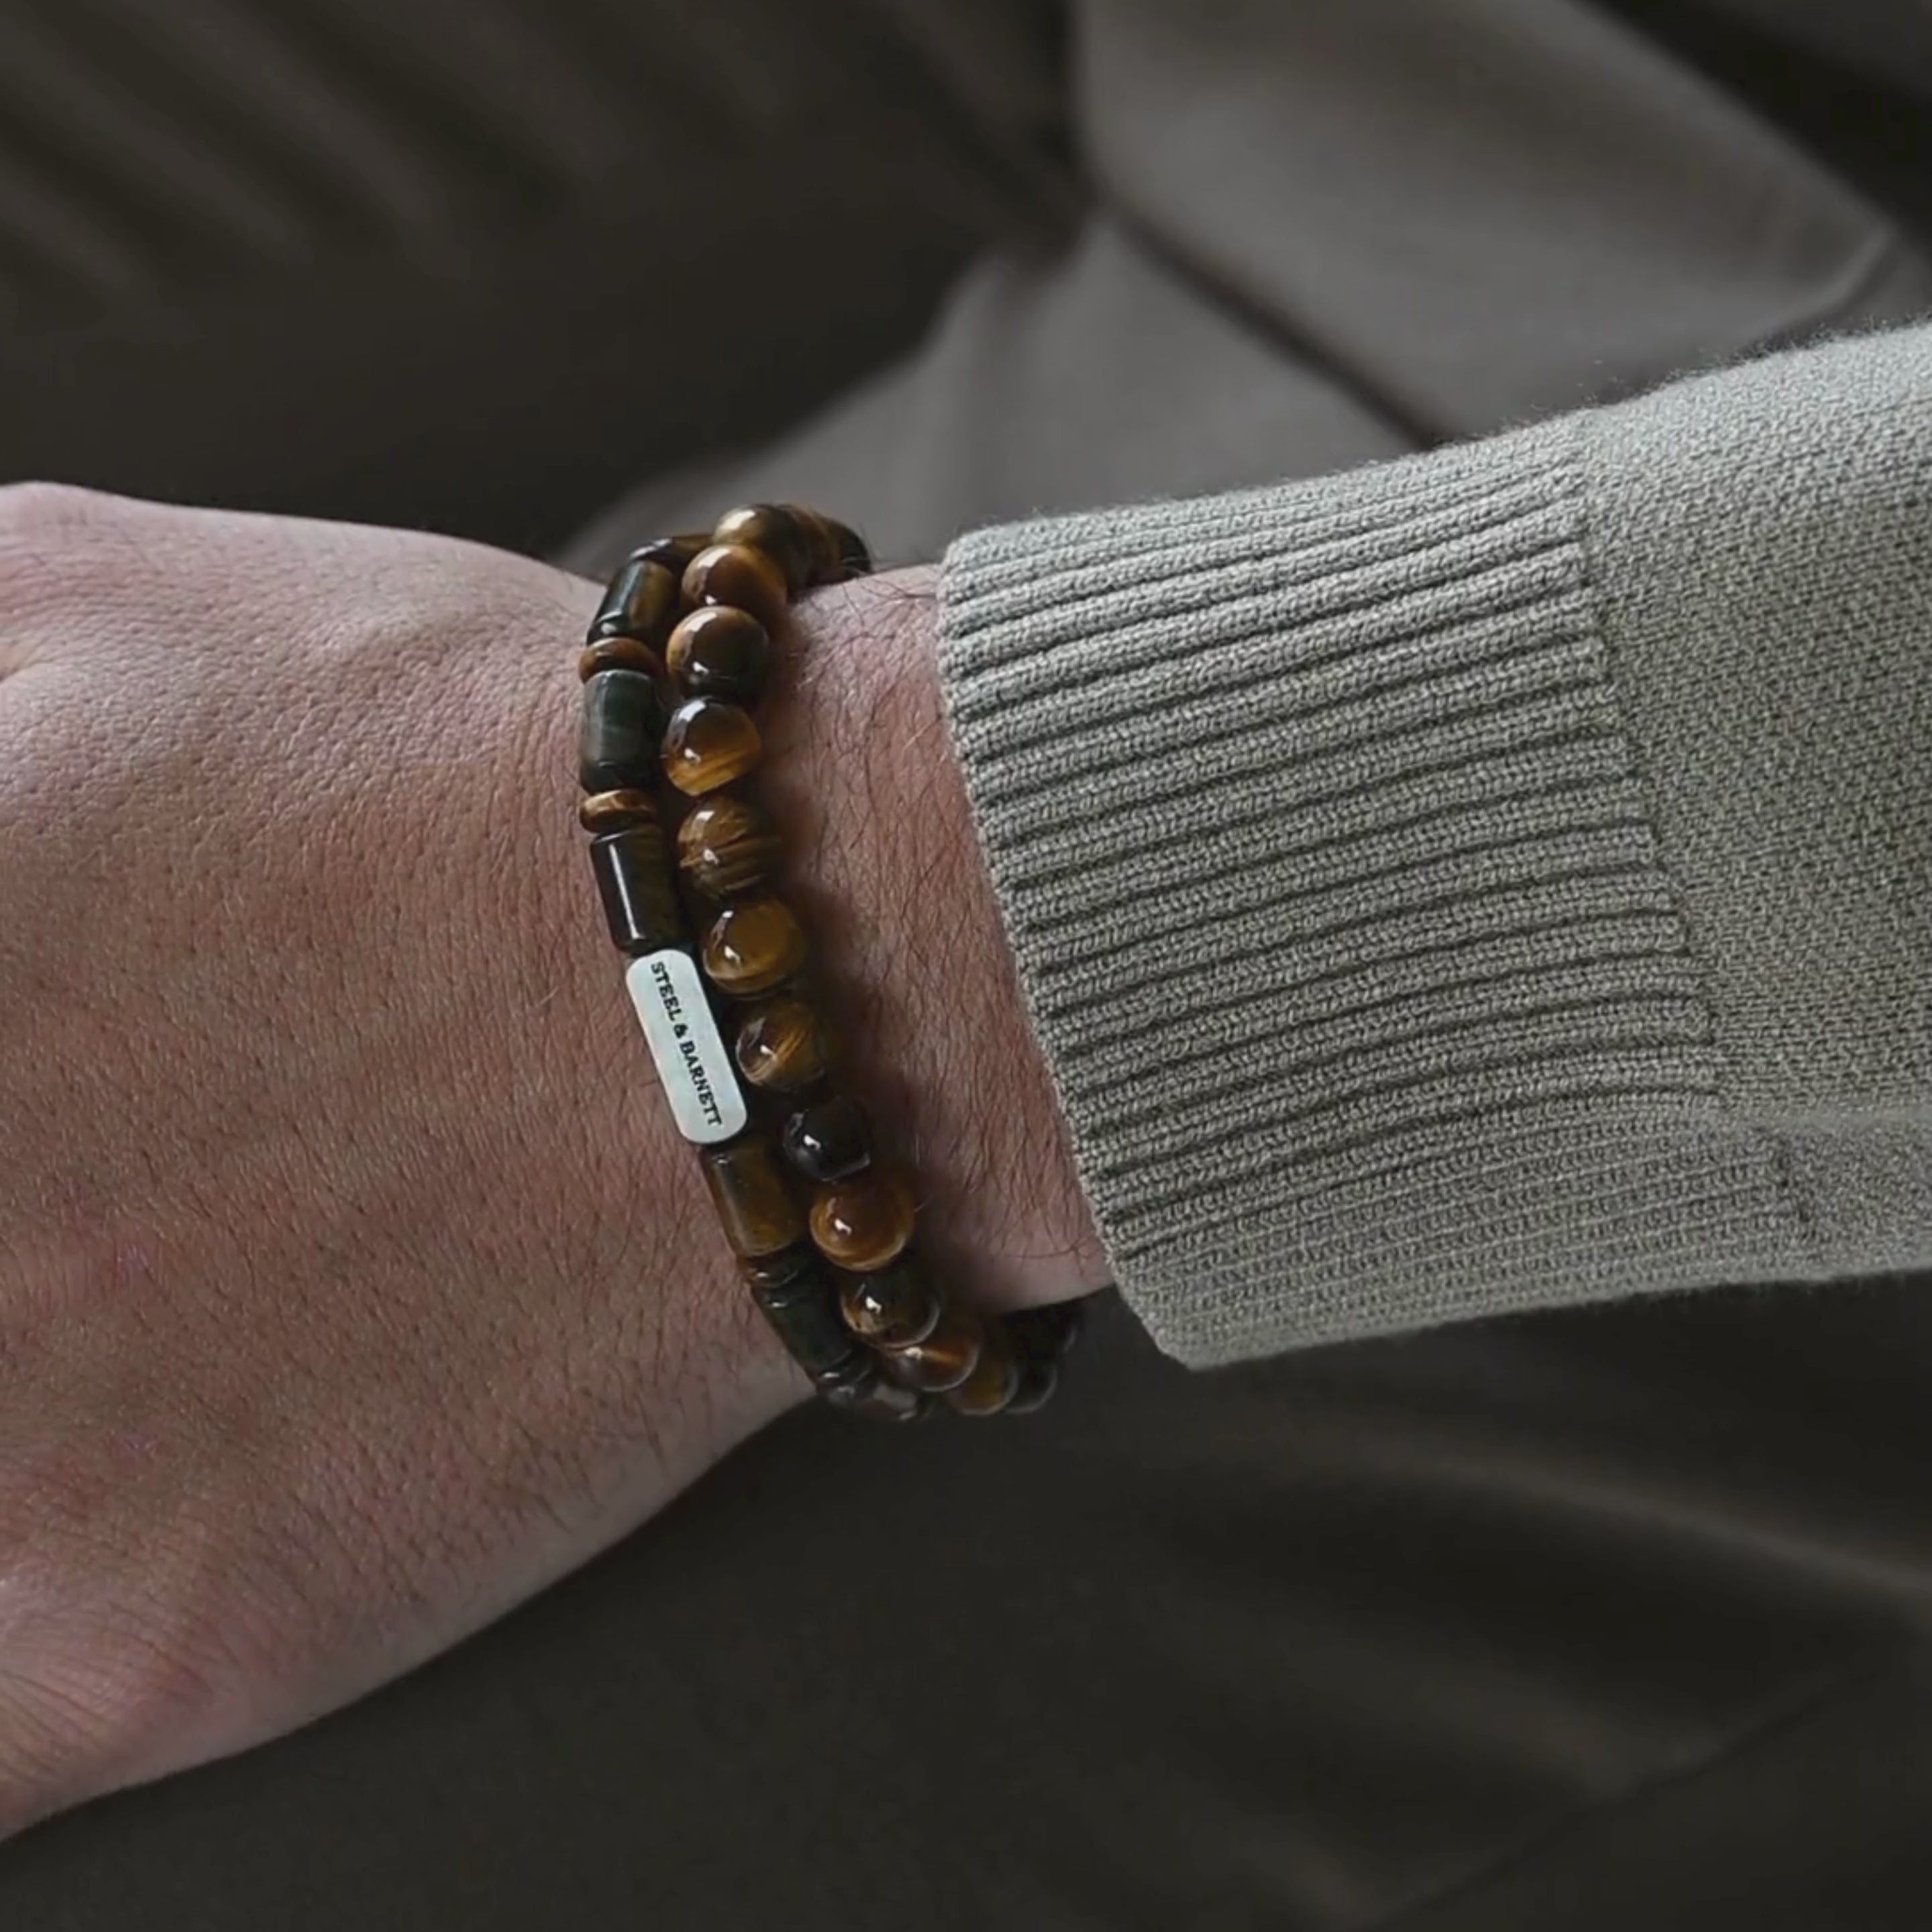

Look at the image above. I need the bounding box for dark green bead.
[580,667,667,794]
[588,555,679,645]
[748,1256,864,1379]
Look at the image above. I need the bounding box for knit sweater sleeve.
[937,325,1932,1366]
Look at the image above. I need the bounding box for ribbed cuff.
[940,421,1794,1364]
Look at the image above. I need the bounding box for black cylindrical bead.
[748,1253,868,1379]
[589,825,688,955]
[780,1093,873,1184]
[580,667,667,794]
[588,555,680,645]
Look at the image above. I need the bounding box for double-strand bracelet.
[574,504,1081,1421]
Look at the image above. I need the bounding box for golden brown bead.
[589,555,680,645]
[712,504,816,596]
[879,1306,981,1393]
[662,697,762,796]
[701,1136,805,1258]
[944,1334,1022,1417]
[578,788,657,835]
[839,1255,941,1348]
[809,1168,916,1273]
[735,994,833,1092]
[579,635,666,683]
[665,604,773,708]
[702,896,808,998]
[682,541,790,633]
[676,793,782,899]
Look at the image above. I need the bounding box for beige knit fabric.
[941,326,1932,1364]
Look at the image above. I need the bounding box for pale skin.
[0,484,1105,1835]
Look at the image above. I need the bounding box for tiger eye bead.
[809,1168,916,1273]
[663,697,762,796]
[712,504,816,596]
[838,1254,941,1348]
[735,995,833,1093]
[878,1305,982,1393]
[702,896,808,997]
[666,604,774,708]
[945,1334,1022,1417]
[579,635,665,683]
[580,667,667,794]
[702,1136,804,1258]
[682,541,790,633]
[780,1094,872,1183]
[676,793,782,898]
[588,555,680,645]
[588,824,687,955]
[578,788,657,835]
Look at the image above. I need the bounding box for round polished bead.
[702,1136,805,1258]
[712,503,816,596]
[588,555,680,645]
[809,1168,916,1273]
[578,788,657,835]
[878,1306,981,1393]
[1005,1353,1060,1415]
[779,1093,872,1183]
[702,896,808,998]
[663,697,761,796]
[588,824,687,955]
[944,1336,1022,1417]
[665,604,773,707]
[579,635,666,683]
[676,793,782,898]
[735,995,833,1093]
[580,667,667,794]
[682,541,790,633]
[838,1255,941,1348]
[820,516,871,580]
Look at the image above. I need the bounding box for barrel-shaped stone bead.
[735,994,833,1093]
[676,793,782,899]
[780,1093,871,1183]
[580,667,667,794]
[665,605,773,707]
[588,555,680,645]
[588,824,688,955]
[878,1305,981,1393]
[701,1136,804,1258]
[838,1253,941,1348]
[682,541,790,633]
[702,896,807,997]
[944,1334,1022,1417]
[745,1248,865,1379]
[808,1168,915,1273]
[712,504,816,596]
[663,697,761,796]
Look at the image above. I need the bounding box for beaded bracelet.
[574,505,1081,1421]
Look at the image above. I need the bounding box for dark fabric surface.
[3,2,1931,1925]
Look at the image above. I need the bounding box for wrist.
[766,567,1106,1313]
